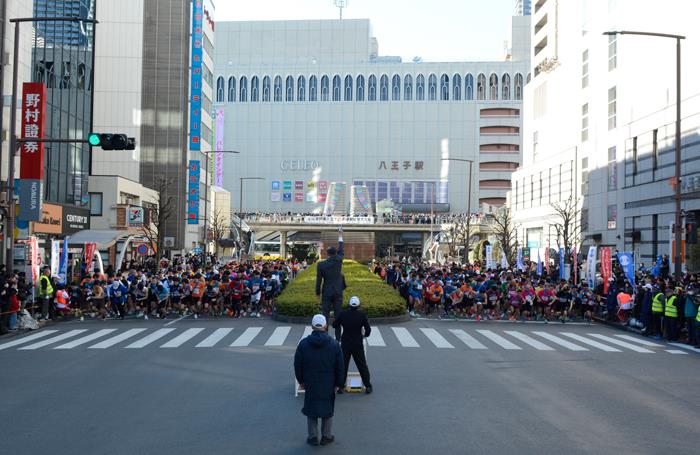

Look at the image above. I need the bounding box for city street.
[1,318,698,454]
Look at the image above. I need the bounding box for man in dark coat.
[316,227,345,340]
[332,295,373,394]
[294,314,345,446]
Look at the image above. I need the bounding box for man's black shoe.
[307,437,319,446]
[365,385,373,394]
[320,436,335,446]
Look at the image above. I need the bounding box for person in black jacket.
[294,314,344,446]
[332,295,373,394]
[316,226,345,340]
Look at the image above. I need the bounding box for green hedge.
[275,260,406,318]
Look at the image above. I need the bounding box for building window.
[581,157,589,195]
[428,74,437,100]
[262,76,271,102]
[632,136,638,175]
[607,204,617,229]
[608,146,617,191]
[440,73,449,100]
[477,73,486,100]
[581,49,589,88]
[356,75,365,101]
[608,86,616,130]
[309,76,318,101]
[344,75,353,101]
[320,75,329,101]
[286,75,294,101]
[227,76,236,102]
[368,75,377,100]
[581,103,589,142]
[249,76,257,101]
[215,76,224,102]
[501,74,510,100]
[392,74,400,100]
[403,74,413,100]
[332,75,341,101]
[89,192,103,216]
[239,76,248,102]
[652,128,659,171]
[273,76,282,102]
[608,34,617,71]
[297,75,306,101]
[452,74,461,100]
[514,73,523,100]
[416,74,425,100]
[465,73,474,100]
[380,74,389,101]
[489,73,498,100]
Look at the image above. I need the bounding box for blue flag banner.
[586,246,597,289]
[537,249,542,276]
[58,237,68,285]
[559,248,565,280]
[617,252,635,288]
[651,255,662,277]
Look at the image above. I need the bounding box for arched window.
[452,74,461,100]
[262,76,271,101]
[297,75,306,101]
[489,73,498,100]
[403,74,413,100]
[215,76,224,102]
[368,75,377,101]
[249,76,257,101]
[227,76,236,102]
[416,74,425,100]
[309,75,318,101]
[332,75,341,101]
[465,74,474,100]
[273,76,282,102]
[476,73,486,100]
[240,76,248,102]
[501,74,511,100]
[344,75,353,101]
[356,75,365,101]
[392,74,400,100]
[286,75,294,101]
[428,74,437,100]
[440,74,449,100]
[380,74,389,101]
[514,73,523,100]
[320,75,329,101]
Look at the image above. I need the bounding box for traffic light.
[88,132,136,150]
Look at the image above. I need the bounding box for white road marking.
[88,328,148,349]
[532,332,588,351]
[587,334,654,353]
[668,342,700,354]
[665,349,687,355]
[504,331,554,351]
[366,327,385,347]
[18,330,88,350]
[449,329,487,349]
[476,329,522,350]
[195,328,234,347]
[391,327,420,347]
[0,330,58,350]
[265,326,292,346]
[614,334,664,347]
[300,326,312,341]
[124,328,176,349]
[53,329,117,349]
[160,328,205,348]
[164,314,190,326]
[230,327,263,347]
[559,332,621,352]
[420,328,454,348]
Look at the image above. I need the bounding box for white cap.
[311,314,327,329]
[349,296,360,307]
[643,283,653,290]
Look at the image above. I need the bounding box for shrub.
[276,260,406,318]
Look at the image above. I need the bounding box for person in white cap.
[294,314,344,446]
[332,296,372,394]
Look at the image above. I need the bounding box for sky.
[214,0,516,62]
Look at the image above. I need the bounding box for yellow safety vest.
[651,292,664,313]
[696,304,700,323]
[664,295,678,318]
[39,275,54,298]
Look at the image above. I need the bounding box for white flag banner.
[586,246,597,289]
[501,250,509,269]
[50,240,61,277]
[485,245,493,269]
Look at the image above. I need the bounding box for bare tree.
[446,218,472,264]
[491,207,518,264]
[141,177,175,258]
[209,207,230,259]
[550,196,581,263]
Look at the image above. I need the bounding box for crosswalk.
[0,325,694,355]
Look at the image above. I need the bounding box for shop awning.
[66,230,144,250]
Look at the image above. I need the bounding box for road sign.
[136,243,149,255]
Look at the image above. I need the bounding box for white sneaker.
[194,314,198,319]
[256,312,261,318]
[144,314,148,320]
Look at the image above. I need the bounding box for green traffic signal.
[88,133,101,146]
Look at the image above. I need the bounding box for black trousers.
[342,343,371,388]
[322,294,343,340]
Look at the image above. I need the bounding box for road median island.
[274,260,408,323]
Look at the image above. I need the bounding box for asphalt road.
[0,317,698,455]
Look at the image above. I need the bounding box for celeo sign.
[18,82,47,221]
[280,160,320,171]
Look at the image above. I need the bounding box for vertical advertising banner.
[617,252,635,288]
[19,82,47,221]
[58,237,68,285]
[485,245,493,270]
[215,108,224,187]
[600,247,612,293]
[187,160,201,224]
[516,247,525,271]
[586,246,597,289]
[189,0,203,150]
[544,244,550,275]
[559,248,565,280]
[85,242,97,274]
[50,240,61,277]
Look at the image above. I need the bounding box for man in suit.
[316,226,345,340]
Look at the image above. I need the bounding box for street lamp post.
[603,30,685,277]
[238,177,263,260]
[442,158,474,264]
